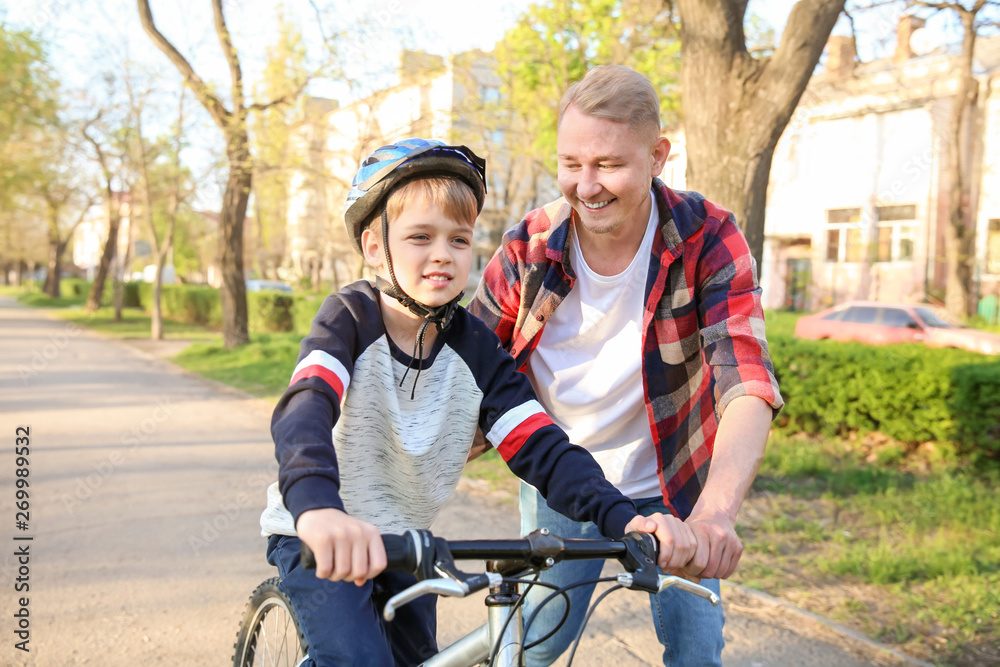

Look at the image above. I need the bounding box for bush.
[248,292,294,333]
[140,283,223,328]
[951,362,1000,465]
[60,278,90,297]
[292,295,325,334]
[770,336,995,463]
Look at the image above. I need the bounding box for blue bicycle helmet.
[344,138,487,255]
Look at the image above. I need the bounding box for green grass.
[742,433,1000,664]
[173,333,303,399]
[16,291,87,308]
[54,306,221,340]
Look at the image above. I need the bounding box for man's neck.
[574,192,653,276]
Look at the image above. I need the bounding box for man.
[469,65,783,665]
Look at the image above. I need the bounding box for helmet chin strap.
[375,207,463,399]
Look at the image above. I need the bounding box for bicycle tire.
[233,577,308,667]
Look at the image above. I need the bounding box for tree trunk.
[676,0,845,273]
[45,239,65,298]
[86,194,121,313]
[943,12,977,318]
[151,258,164,340]
[219,138,252,348]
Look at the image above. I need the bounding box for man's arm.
[682,394,772,580]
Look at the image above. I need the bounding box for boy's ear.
[361,228,384,270]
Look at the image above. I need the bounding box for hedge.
[769,335,1000,464]
[57,279,142,307]
[136,283,295,333]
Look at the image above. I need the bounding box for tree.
[494,0,681,175]
[81,105,132,313]
[33,136,97,298]
[137,0,313,348]
[675,0,847,270]
[249,11,309,282]
[132,86,192,341]
[904,0,1000,316]
[0,25,60,284]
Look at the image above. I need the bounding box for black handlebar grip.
[382,534,418,572]
[299,534,418,573]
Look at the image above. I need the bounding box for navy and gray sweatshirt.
[260,280,637,540]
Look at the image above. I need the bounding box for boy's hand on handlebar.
[296,508,387,586]
[623,513,697,574]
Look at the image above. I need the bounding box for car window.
[880,307,918,328]
[840,306,879,324]
[821,309,845,321]
[914,307,956,328]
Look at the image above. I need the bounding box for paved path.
[0,299,905,666]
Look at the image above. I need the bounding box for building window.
[874,204,917,263]
[480,86,500,103]
[988,219,1000,275]
[825,208,864,263]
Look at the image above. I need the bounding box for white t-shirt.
[526,193,661,499]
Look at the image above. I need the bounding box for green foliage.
[770,335,995,453]
[951,362,1000,464]
[59,278,90,297]
[494,0,680,174]
[247,291,294,333]
[139,283,223,328]
[0,25,60,203]
[292,294,324,334]
[173,333,303,398]
[135,283,297,334]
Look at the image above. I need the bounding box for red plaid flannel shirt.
[469,179,784,518]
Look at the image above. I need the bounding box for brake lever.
[382,572,502,622]
[383,579,468,621]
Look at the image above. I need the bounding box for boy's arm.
[272,292,369,527]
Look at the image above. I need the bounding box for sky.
[0,0,969,206]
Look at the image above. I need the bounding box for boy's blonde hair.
[558,65,661,145]
[367,177,478,239]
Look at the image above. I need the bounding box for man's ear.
[361,228,383,271]
[650,136,671,178]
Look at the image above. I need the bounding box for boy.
[259,139,695,666]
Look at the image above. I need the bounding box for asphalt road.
[0,298,908,666]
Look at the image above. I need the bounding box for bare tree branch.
[136,0,231,130]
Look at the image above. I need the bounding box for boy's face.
[362,196,473,309]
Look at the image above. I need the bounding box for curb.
[722,582,936,667]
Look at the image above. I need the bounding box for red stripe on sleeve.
[289,365,345,399]
[496,412,554,461]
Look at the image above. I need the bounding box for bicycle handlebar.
[301,528,719,622]
[300,528,635,577]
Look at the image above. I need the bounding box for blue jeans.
[266,534,437,666]
[519,483,725,666]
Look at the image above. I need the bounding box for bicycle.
[232,528,719,667]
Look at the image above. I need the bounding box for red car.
[793,301,1000,355]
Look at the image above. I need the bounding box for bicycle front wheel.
[233,577,308,667]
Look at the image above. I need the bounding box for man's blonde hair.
[558,65,661,145]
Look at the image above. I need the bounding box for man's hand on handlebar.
[296,508,387,586]
[623,513,697,575]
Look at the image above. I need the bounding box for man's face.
[362,196,473,309]
[556,104,669,238]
